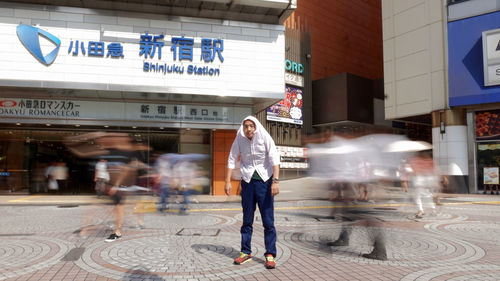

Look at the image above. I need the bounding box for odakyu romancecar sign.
[0,98,250,124]
[16,24,224,76]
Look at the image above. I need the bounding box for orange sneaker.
[265,254,276,269]
[233,252,252,264]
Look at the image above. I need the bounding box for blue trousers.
[179,188,190,212]
[240,177,276,257]
[158,185,170,211]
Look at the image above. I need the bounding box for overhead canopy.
[0,87,279,110]
[6,0,296,24]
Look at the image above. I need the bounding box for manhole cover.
[57,205,79,208]
[176,228,220,236]
[373,207,397,210]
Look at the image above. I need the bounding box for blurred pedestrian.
[409,151,439,218]
[308,135,393,261]
[45,162,58,194]
[356,160,372,202]
[225,116,280,269]
[105,158,138,242]
[172,157,198,214]
[484,183,499,195]
[62,131,151,241]
[53,161,69,194]
[435,175,449,205]
[398,160,412,193]
[32,162,48,193]
[155,154,172,212]
[326,182,388,261]
[94,159,109,198]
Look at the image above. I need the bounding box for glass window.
[476,141,500,192]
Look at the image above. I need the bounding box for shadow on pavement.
[124,265,165,281]
[190,244,267,265]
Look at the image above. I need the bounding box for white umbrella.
[307,144,361,155]
[383,140,432,153]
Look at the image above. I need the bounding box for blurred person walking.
[155,154,172,212]
[63,132,151,241]
[409,151,439,218]
[105,157,142,242]
[225,116,280,269]
[356,159,372,202]
[326,183,388,261]
[398,160,412,193]
[45,162,58,194]
[172,157,198,214]
[308,135,394,261]
[483,183,499,195]
[32,162,48,193]
[53,161,69,194]
[94,159,109,198]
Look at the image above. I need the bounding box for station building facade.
[0,0,295,195]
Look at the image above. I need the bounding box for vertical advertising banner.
[266,86,303,125]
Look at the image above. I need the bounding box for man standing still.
[225,116,280,269]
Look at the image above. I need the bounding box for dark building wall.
[372,78,385,100]
[312,73,348,125]
[312,73,377,126]
[346,73,374,124]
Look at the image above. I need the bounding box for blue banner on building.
[448,11,500,106]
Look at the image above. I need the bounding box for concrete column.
[432,109,469,193]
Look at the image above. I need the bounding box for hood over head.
[237,115,271,141]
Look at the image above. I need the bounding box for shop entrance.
[0,125,180,194]
[476,141,500,194]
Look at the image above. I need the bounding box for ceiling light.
[16,123,21,126]
[75,124,80,127]
[132,126,137,129]
[104,125,109,128]
[46,124,51,126]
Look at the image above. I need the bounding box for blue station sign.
[16,24,224,77]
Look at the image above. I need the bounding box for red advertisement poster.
[266,86,303,125]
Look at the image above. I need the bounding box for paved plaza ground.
[1,182,500,281]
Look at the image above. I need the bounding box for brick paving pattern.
[0,195,500,280]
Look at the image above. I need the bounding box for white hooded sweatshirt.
[227,116,280,183]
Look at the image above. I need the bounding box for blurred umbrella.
[383,140,432,153]
[64,131,150,158]
[308,144,361,155]
[157,153,208,164]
